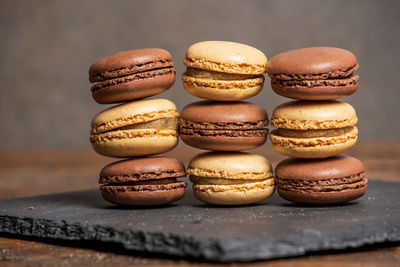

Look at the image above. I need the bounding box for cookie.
[182,41,267,101]
[188,152,275,205]
[89,48,175,104]
[269,100,358,158]
[90,98,179,157]
[100,157,186,206]
[275,155,367,205]
[267,47,358,100]
[179,101,269,151]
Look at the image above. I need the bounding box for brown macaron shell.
[275,155,367,205]
[101,185,186,206]
[271,75,359,100]
[179,101,269,151]
[89,48,176,104]
[267,47,359,100]
[99,157,187,206]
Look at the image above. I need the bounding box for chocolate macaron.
[179,101,269,151]
[267,47,359,100]
[269,100,358,158]
[89,48,176,104]
[275,155,367,205]
[100,157,187,206]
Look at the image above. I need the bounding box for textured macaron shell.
[180,101,269,127]
[90,98,179,157]
[91,134,178,158]
[267,47,357,76]
[89,48,176,104]
[270,76,359,100]
[99,157,186,183]
[188,152,272,180]
[184,41,268,74]
[192,179,275,205]
[271,100,358,130]
[180,101,269,151]
[270,127,358,158]
[91,98,178,134]
[101,185,186,206]
[91,69,176,104]
[275,156,367,204]
[276,155,364,180]
[89,48,174,82]
[182,73,264,101]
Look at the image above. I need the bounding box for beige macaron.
[182,41,268,101]
[90,98,179,157]
[269,100,358,158]
[188,152,275,205]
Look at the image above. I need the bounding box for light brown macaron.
[188,152,275,205]
[269,100,358,158]
[182,41,268,101]
[90,98,179,157]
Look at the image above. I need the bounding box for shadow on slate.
[0,180,399,262]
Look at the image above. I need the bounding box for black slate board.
[0,180,399,262]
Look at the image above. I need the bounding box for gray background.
[0,0,399,150]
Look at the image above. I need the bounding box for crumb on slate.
[27,206,35,210]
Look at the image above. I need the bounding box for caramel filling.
[117,117,178,131]
[278,126,354,138]
[90,118,179,143]
[189,175,272,185]
[184,68,261,80]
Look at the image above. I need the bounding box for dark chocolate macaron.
[89,48,176,104]
[267,47,359,100]
[99,157,186,206]
[179,101,269,151]
[275,155,367,205]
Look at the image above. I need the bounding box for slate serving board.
[0,180,399,262]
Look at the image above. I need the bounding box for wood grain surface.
[0,141,399,266]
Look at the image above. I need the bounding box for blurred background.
[0,0,399,151]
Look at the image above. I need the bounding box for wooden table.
[1,142,399,266]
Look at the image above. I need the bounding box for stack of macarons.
[267,47,367,204]
[180,41,275,205]
[88,48,187,206]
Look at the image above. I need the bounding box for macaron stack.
[267,47,367,204]
[181,41,275,205]
[88,48,186,206]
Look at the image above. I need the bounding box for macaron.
[90,98,179,157]
[188,152,275,205]
[179,101,269,151]
[275,155,367,205]
[99,157,187,206]
[89,48,176,104]
[269,100,358,158]
[267,47,359,100]
[182,41,268,101]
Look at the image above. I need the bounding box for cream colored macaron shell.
[188,152,275,205]
[270,100,358,158]
[90,98,179,157]
[183,41,268,101]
